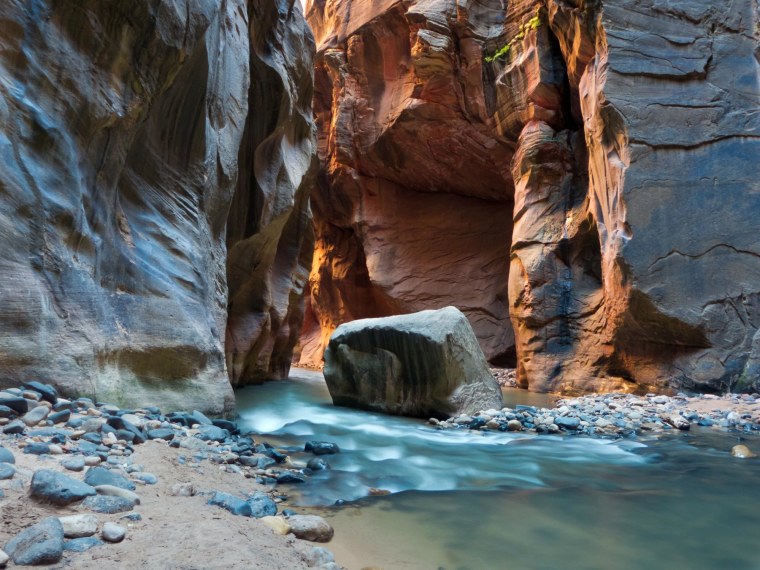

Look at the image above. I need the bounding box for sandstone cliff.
[0,0,315,413]
[304,0,760,394]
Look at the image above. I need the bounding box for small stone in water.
[731,445,756,459]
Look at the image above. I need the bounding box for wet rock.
[665,415,690,431]
[101,523,126,543]
[286,515,334,543]
[48,410,72,424]
[4,517,64,565]
[731,445,756,458]
[30,470,97,506]
[324,307,503,418]
[555,417,581,430]
[307,458,330,471]
[84,467,136,491]
[82,495,134,514]
[276,471,307,484]
[196,425,230,443]
[247,492,277,518]
[58,515,99,538]
[189,410,213,426]
[305,441,340,455]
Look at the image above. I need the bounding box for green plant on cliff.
[484,6,542,63]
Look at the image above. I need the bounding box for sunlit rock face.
[0,0,316,413]
[301,0,517,369]
[305,0,760,394]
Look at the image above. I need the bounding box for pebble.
[94,485,141,505]
[132,472,158,485]
[84,466,136,490]
[101,522,126,543]
[286,515,334,543]
[0,463,15,480]
[62,456,86,472]
[83,495,135,514]
[0,447,13,464]
[58,514,99,538]
[63,537,104,552]
[84,456,102,466]
[21,406,50,426]
[261,516,291,535]
[169,482,195,497]
[0,549,8,568]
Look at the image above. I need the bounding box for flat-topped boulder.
[323,307,503,418]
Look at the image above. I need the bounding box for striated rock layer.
[301,0,517,368]
[0,0,316,413]
[305,0,760,394]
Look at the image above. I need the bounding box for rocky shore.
[0,382,341,569]
[434,375,760,448]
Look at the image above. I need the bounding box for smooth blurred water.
[236,369,760,570]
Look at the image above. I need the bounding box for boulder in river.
[323,307,504,418]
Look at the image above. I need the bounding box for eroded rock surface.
[306,0,760,394]
[0,0,316,411]
[323,307,504,418]
[300,0,517,368]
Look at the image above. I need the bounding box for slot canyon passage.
[0,0,758,568]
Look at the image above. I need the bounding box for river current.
[236,368,760,570]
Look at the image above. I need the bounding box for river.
[236,368,760,570]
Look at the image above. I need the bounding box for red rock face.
[305,0,760,394]
[300,0,517,368]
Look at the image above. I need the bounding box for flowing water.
[236,369,760,570]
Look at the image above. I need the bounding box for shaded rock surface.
[299,0,517,368]
[324,307,504,418]
[0,0,316,412]
[4,517,64,566]
[304,0,760,394]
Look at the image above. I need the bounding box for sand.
[0,439,325,569]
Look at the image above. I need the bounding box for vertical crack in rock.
[225,0,318,387]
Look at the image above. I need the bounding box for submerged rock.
[324,307,503,418]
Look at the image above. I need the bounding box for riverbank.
[438,368,760,443]
[0,383,341,569]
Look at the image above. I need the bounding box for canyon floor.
[0,439,329,569]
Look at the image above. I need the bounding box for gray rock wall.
[0,0,316,413]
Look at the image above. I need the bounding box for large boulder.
[323,307,503,418]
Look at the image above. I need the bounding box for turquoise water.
[236,369,760,570]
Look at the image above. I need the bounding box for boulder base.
[323,307,503,418]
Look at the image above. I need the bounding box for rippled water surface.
[237,369,760,570]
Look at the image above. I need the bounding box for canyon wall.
[0,0,315,413]
[305,0,760,394]
[300,0,518,368]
